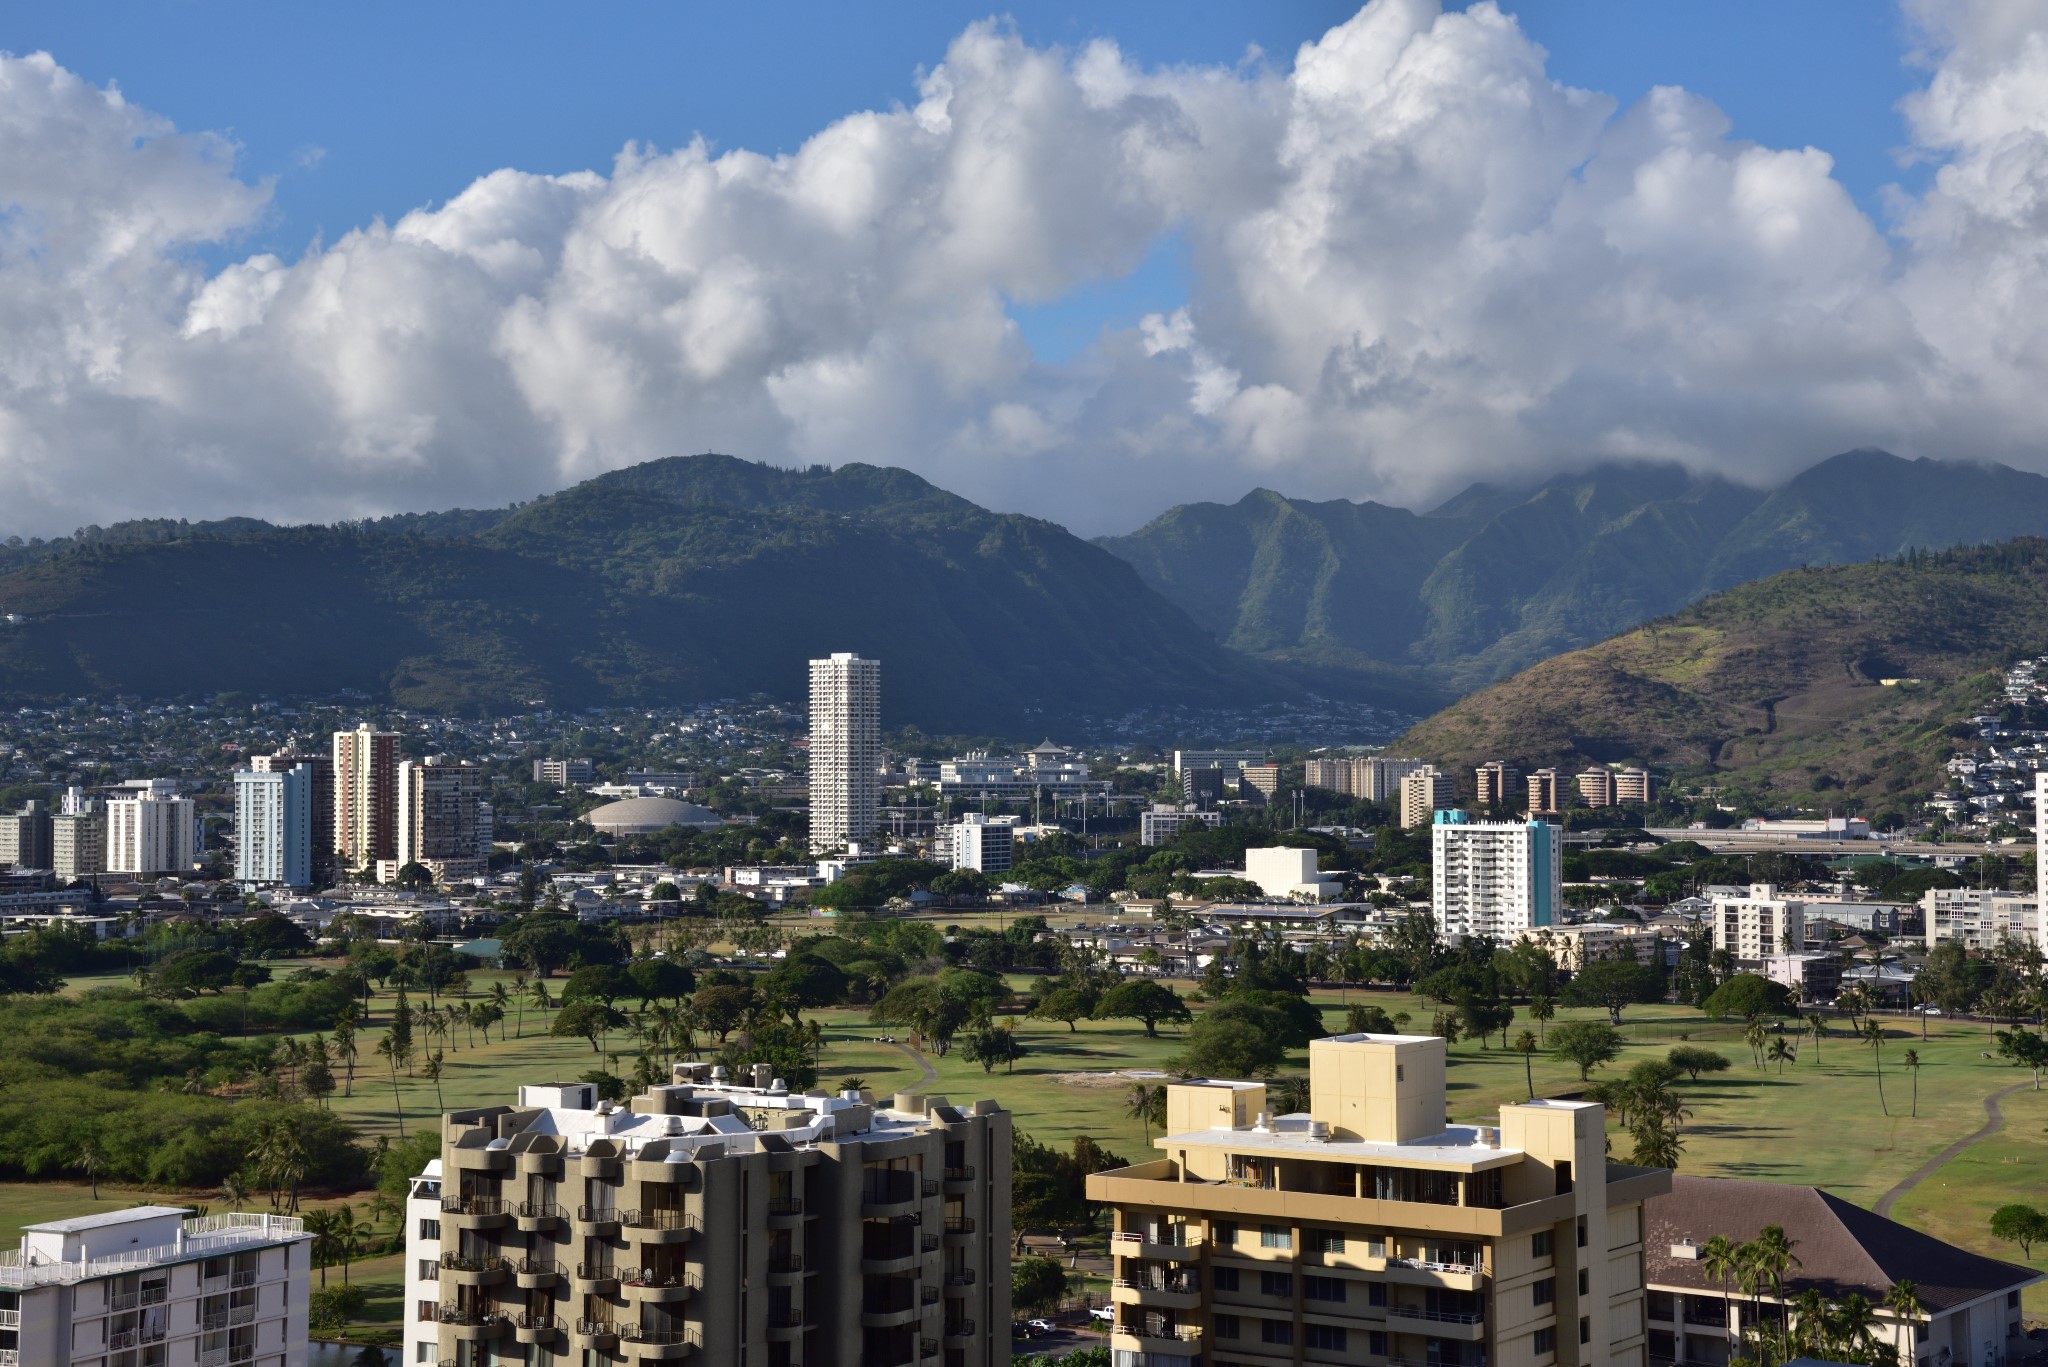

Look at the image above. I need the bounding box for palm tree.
[1806,1013,1827,1062]
[424,1050,446,1112]
[1750,1223,1803,1350]
[332,1016,360,1098]
[332,1203,363,1285]
[1744,1018,1771,1070]
[1514,1029,1540,1099]
[375,1034,407,1139]
[510,972,530,1037]
[302,1209,337,1288]
[528,975,555,1020]
[1125,1084,1160,1144]
[1531,994,1555,1044]
[220,1173,252,1210]
[1862,1018,1888,1115]
[1902,1048,1921,1117]
[1882,1280,1924,1364]
[1766,1037,1795,1074]
[1700,1234,1742,1325]
[75,1140,107,1200]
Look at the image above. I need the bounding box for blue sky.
[8,2,1927,362]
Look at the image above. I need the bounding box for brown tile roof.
[1646,1176,2040,1314]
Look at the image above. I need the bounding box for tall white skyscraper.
[1431,811,1562,940]
[809,652,880,854]
[235,765,314,888]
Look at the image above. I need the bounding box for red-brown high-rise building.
[332,724,399,870]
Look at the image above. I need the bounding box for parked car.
[1089,1306,1115,1324]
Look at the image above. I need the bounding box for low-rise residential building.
[533,757,595,786]
[1709,884,1806,961]
[1086,1032,1669,1367]
[1433,812,1562,940]
[1142,804,1223,847]
[1520,923,1659,972]
[1924,888,2040,950]
[1645,1176,2041,1367]
[1759,951,1844,1003]
[0,1206,310,1367]
[407,1067,1011,1367]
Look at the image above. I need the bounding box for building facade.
[1612,769,1654,805]
[395,757,488,880]
[1526,770,1563,815]
[1239,764,1283,800]
[234,766,314,888]
[1576,769,1618,808]
[1432,812,1562,940]
[1173,750,1267,779]
[1923,888,2040,951]
[0,801,53,870]
[106,782,196,876]
[1087,1033,1668,1367]
[252,751,333,882]
[1709,885,1806,961]
[1143,804,1224,847]
[533,758,596,787]
[407,1065,1011,1367]
[1398,767,1455,829]
[1476,762,1523,811]
[0,1206,310,1367]
[809,653,881,855]
[944,814,1014,876]
[52,808,106,879]
[333,725,399,870]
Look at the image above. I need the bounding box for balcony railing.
[1119,1322,1202,1342]
[437,1305,505,1327]
[767,1197,805,1216]
[944,1166,975,1182]
[1388,1305,1485,1325]
[441,1195,507,1216]
[623,1267,704,1290]
[620,1326,702,1347]
[578,1205,637,1225]
[1388,1255,1483,1276]
[945,1319,977,1338]
[516,1200,566,1220]
[631,1209,701,1233]
[575,1318,618,1337]
[768,1309,805,1328]
[512,1312,563,1333]
[514,1257,563,1277]
[0,1214,300,1290]
[1115,1275,1202,1295]
[944,1270,976,1287]
[576,1262,620,1281]
[441,1252,512,1273]
[944,1216,976,1233]
[769,1253,805,1274]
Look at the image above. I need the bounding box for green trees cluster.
[1695,1226,1925,1367]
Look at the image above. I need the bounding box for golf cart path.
[1873,1079,2032,1219]
[883,1040,938,1090]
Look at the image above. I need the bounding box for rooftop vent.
[1307,1120,1330,1142]
[1252,1111,1273,1133]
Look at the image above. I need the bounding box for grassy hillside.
[1101,451,2048,694]
[1392,541,2048,808]
[0,455,1303,730]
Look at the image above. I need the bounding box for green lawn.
[11,963,2048,1325]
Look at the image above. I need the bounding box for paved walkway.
[881,1039,938,1090]
[1874,1079,2033,1218]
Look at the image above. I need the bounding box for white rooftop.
[1166,1114,1524,1170]
[22,1206,191,1234]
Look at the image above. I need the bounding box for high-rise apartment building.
[1432,811,1562,940]
[235,766,314,888]
[1172,749,1267,779]
[945,814,1014,875]
[1612,768,1654,805]
[2036,772,2047,920]
[1238,764,1282,799]
[1526,769,1564,815]
[253,751,334,881]
[1710,884,1806,961]
[1361,757,1428,804]
[1087,1033,1667,1367]
[394,757,487,880]
[106,782,196,875]
[406,1065,1011,1367]
[533,757,596,787]
[809,653,881,855]
[0,1206,310,1367]
[1304,759,1350,793]
[1475,761,1523,811]
[53,808,107,879]
[1577,769,1619,808]
[0,800,52,870]
[332,724,399,871]
[1397,766,1455,829]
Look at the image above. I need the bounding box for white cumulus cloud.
[0,1,2046,538]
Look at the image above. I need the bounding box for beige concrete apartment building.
[1475,763,1522,811]
[409,1064,1010,1367]
[1526,770,1563,816]
[1398,768,1456,829]
[1087,1034,1669,1367]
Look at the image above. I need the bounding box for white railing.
[0,1308,17,1328]
[0,1211,303,1288]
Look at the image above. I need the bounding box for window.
[1261,1320,1293,1346]
[1368,1282,1387,1307]
[1260,1224,1293,1250]
[1533,1279,1556,1307]
[417,1300,437,1323]
[418,1259,439,1281]
[1310,1228,1346,1254]
[1577,1215,1588,1248]
[419,1219,440,1241]
[1215,1221,1239,1248]
[1916,1325,1930,1344]
[1214,1267,1240,1292]
[1305,1275,1345,1303]
[1370,1331,1390,1356]
[1581,1316,1592,1345]
[1534,1327,1557,1356]
[1396,1065,1405,1081]
[1579,1269,1590,1296]
[1557,1161,1573,1195]
[1306,1324,1348,1351]
[1260,1271,1294,1297]
[416,1347,435,1364]
[1532,1230,1553,1259]
[2010,1291,2023,1309]
[1215,1314,1240,1340]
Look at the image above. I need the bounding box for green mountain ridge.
[1096,450,2048,692]
[1391,541,2048,810]
[0,456,1308,731]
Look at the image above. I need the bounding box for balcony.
[109,1329,138,1350]
[572,1318,620,1347]
[577,1204,635,1233]
[630,1209,701,1242]
[1112,1322,1204,1358]
[943,1165,975,1187]
[944,1319,977,1341]
[438,1195,509,1229]
[943,1269,976,1290]
[619,1325,701,1361]
[1113,1275,1203,1311]
[1111,1230,1202,1262]
[1388,1305,1486,1340]
[514,1200,566,1231]
[439,1251,511,1286]
[768,1252,806,1276]
[514,1257,564,1288]
[623,1267,702,1303]
[767,1196,805,1225]
[863,1291,924,1329]
[863,1174,923,1219]
[575,1262,621,1293]
[943,1215,975,1244]
[512,1311,563,1344]
[437,1305,509,1340]
[1382,1257,1488,1292]
[862,1245,920,1276]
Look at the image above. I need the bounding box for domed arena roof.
[585,796,728,835]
